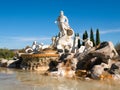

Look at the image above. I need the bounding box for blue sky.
[0,0,120,49]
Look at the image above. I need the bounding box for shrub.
[0,48,15,59]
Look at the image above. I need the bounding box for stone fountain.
[16,11,120,80]
[19,11,80,71]
[19,11,99,71]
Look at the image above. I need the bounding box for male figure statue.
[55,11,71,37]
[55,11,74,54]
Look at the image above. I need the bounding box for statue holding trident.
[55,11,74,54]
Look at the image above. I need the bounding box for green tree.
[78,39,81,48]
[77,33,81,48]
[82,33,86,45]
[82,31,88,46]
[96,29,100,45]
[90,28,95,46]
[85,30,88,39]
[0,48,15,59]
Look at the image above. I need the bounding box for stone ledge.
[21,53,59,58]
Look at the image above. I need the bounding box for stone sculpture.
[25,41,50,53]
[80,38,93,52]
[25,41,40,53]
[55,11,74,53]
[72,34,80,53]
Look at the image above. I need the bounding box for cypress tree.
[82,33,86,46]
[90,28,95,46]
[82,31,88,46]
[96,29,100,45]
[77,33,81,48]
[85,30,88,39]
[78,39,81,48]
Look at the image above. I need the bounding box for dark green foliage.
[82,31,89,46]
[78,39,81,48]
[85,30,88,39]
[77,33,81,48]
[90,28,95,46]
[96,29,100,45]
[0,48,15,59]
[81,28,101,47]
[82,33,86,45]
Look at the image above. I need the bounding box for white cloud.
[10,36,51,42]
[0,36,52,49]
[0,36,51,42]
[100,29,120,34]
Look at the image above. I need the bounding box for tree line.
[0,48,15,59]
[77,28,101,48]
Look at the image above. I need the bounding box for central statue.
[55,11,74,54]
[55,11,74,37]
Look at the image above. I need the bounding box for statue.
[84,38,93,51]
[50,36,56,48]
[50,36,59,49]
[55,11,72,37]
[79,38,93,52]
[55,11,74,54]
[25,41,50,53]
[25,41,40,53]
[72,34,80,53]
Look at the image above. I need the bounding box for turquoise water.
[0,67,120,90]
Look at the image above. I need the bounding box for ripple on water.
[0,67,120,90]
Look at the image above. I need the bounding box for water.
[0,67,120,90]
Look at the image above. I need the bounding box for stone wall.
[21,56,59,71]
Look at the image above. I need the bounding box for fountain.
[19,11,99,71]
[0,10,120,81]
[20,11,78,70]
[20,40,59,71]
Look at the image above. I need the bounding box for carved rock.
[76,42,119,77]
